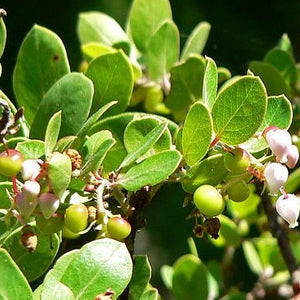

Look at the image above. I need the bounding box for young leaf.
[13,25,70,124]
[160,265,174,290]
[86,51,134,115]
[120,122,168,169]
[48,152,72,198]
[40,239,133,300]
[181,21,211,61]
[0,13,6,59]
[30,73,94,140]
[117,150,182,191]
[212,76,267,145]
[146,20,179,80]
[129,255,152,300]
[277,33,293,56]
[165,55,205,112]
[242,241,264,275]
[16,140,45,160]
[45,111,61,158]
[78,12,130,48]
[81,42,115,62]
[128,0,172,53]
[203,57,218,109]
[0,249,33,300]
[182,102,213,166]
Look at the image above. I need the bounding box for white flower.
[276,194,300,228]
[16,193,38,218]
[39,193,60,219]
[264,162,288,195]
[23,181,40,202]
[265,128,292,164]
[22,159,41,181]
[286,145,299,169]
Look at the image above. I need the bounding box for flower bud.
[286,145,299,169]
[275,194,300,228]
[22,159,41,181]
[23,181,40,202]
[265,128,292,163]
[16,192,38,218]
[264,162,288,195]
[39,193,60,219]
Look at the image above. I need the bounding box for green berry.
[0,149,23,177]
[107,217,131,240]
[224,148,250,174]
[193,185,225,217]
[62,226,80,239]
[227,180,250,202]
[64,203,88,233]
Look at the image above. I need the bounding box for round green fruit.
[0,149,23,177]
[64,203,88,233]
[224,148,250,174]
[227,180,250,202]
[107,217,131,240]
[62,226,80,239]
[193,185,225,217]
[36,215,64,234]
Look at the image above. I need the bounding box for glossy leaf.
[146,20,179,80]
[166,55,205,112]
[30,73,93,140]
[0,249,33,300]
[160,265,174,290]
[129,255,152,300]
[86,51,133,115]
[40,239,133,300]
[45,111,61,158]
[212,76,267,145]
[78,12,130,48]
[16,140,45,160]
[0,14,6,59]
[13,25,70,124]
[242,241,264,275]
[124,117,172,162]
[128,0,172,53]
[172,254,208,300]
[181,21,211,61]
[1,224,60,282]
[81,42,115,62]
[118,150,182,191]
[48,152,72,198]
[182,154,228,193]
[203,57,218,109]
[182,102,213,166]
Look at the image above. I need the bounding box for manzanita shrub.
[0,0,300,299]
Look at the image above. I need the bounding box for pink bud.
[16,193,38,218]
[39,193,60,219]
[264,162,288,195]
[23,181,40,202]
[265,128,292,163]
[286,145,299,169]
[276,194,300,228]
[22,159,41,181]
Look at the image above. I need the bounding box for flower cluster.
[263,127,300,228]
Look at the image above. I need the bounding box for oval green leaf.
[0,15,6,59]
[13,25,70,124]
[212,76,267,145]
[16,140,45,160]
[203,56,218,109]
[182,102,213,166]
[45,111,62,158]
[242,241,264,275]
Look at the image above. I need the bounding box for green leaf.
[212,76,267,145]
[182,102,213,166]
[182,154,228,193]
[120,122,168,169]
[217,67,231,84]
[16,140,45,160]
[40,238,133,300]
[172,254,208,300]
[0,249,33,300]
[0,14,6,59]
[129,255,152,300]
[81,134,115,177]
[146,20,179,80]
[0,182,12,209]
[86,51,133,115]
[249,61,290,96]
[13,25,70,124]
[165,55,205,112]
[1,224,60,282]
[128,0,172,53]
[203,57,218,109]
[160,265,174,290]
[140,288,159,300]
[45,111,61,158]
[48,152,72,198]
[78,12,130,49]
[81,42,115,62]
[118,149,182,191]
[124,117,171,162]
[277,33,293,56]
[30,72,93,140]
[181,22,211,61]
[242,241,264,275]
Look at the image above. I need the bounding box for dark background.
[1,0,300,298]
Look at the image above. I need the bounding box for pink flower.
[286,145,299,168]
[276,194,300,228]
[264,162,288,195]
[16,193,38,218]
[22,159,41,181]
[39,193,60,219]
